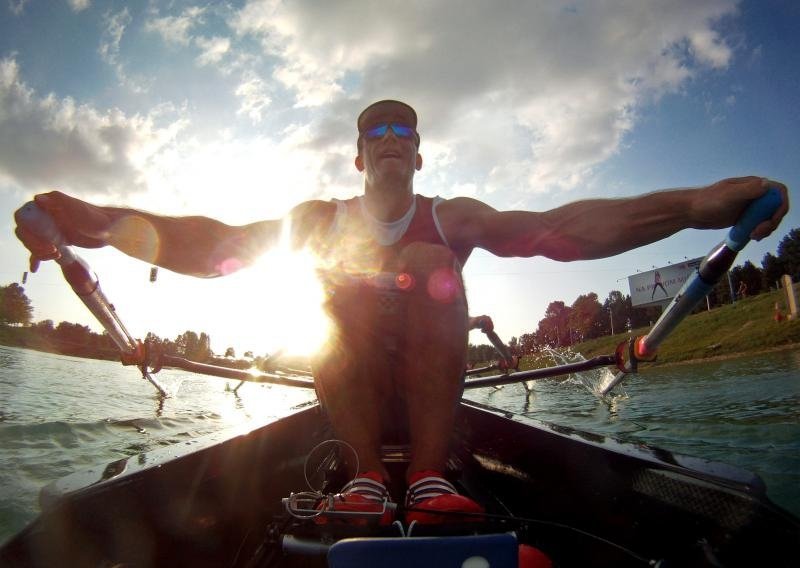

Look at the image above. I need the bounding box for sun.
[232,241,331,358]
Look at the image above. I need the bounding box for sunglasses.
[362,123,416,140]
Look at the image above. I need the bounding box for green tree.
[568,293,603,341]
[467,343,497,366]
[535,301,571,347]
[730,261,763,297]
[53,321,93,346]
[0,283,33,326]
[776,228,800,280]
[518,333,536,354]
[602,290,631,335]
[31,319,54,335]
[145,331,177,355]
[761,252,785,290]
[225,347,236,358]
[175,330,212,361]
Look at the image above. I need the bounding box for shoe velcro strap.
[405,476,457,506]
[340,477,389,503]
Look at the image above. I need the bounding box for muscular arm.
[17,192,335,277]
[439,177,788,262]
[105,210,280,277]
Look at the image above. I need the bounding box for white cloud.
[230,0,739,194]
[195,35,231,66]
[98,8,129,67]
[2,1,743,209]
[67,0,90,12]
[145,6,205,46]
[9,0,29,16]
[689,28,733,68]
[98,8,150,93]
[0,57,187,196]
[235,74,272,123]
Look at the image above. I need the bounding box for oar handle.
[604,188,783,393]
[483,329,517,369]
[17,201,79,268]
[726,187,782,252]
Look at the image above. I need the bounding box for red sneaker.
[519,544,554,568]
[315,471,395,526]
[404,470,484,525]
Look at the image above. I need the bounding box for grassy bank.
[569,285,800,366]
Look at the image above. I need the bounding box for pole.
[782,275,798,319]
[727,271,736,303]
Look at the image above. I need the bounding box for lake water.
[1,345,798,543]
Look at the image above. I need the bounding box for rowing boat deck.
[1,400,798,567]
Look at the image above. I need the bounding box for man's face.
[357,106,421,186]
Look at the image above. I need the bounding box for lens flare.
[427,267,460,303]
[395,272,415,290]
[108,215,160,264]
[237,219,331,357]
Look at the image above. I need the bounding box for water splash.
[540,347,628,401]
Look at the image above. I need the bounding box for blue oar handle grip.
[16,201,82,269]
[725,187,782,252]
[16,201,68,250]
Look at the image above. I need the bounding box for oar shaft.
[160,355,316,389]
[464,355,617,389]
[637,244,726,357]
[483,329,513,365]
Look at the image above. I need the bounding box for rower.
[15,100,789,528]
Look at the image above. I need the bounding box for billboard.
[628,258,702,308]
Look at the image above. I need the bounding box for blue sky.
[1,0,798,356]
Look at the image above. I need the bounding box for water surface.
[1,345,798,543]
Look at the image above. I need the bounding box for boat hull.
[1,400,797,567]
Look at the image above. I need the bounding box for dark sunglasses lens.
[363,123,414,139]
[365,124,388,138]
[390,124,414,138]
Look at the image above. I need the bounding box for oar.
[599,187,783,395]
[463,354,617,389]
[468,315,519,371]
[155,353,315,389]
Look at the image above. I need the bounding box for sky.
[1,0,798,357]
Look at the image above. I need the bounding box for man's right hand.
[14,191,110,272]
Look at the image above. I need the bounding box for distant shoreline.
[5,285,799,372]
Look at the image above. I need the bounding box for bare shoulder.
[437,196,496,224]
[289,199,338,246]
[436,196,498,247]
[291,199,337,220]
